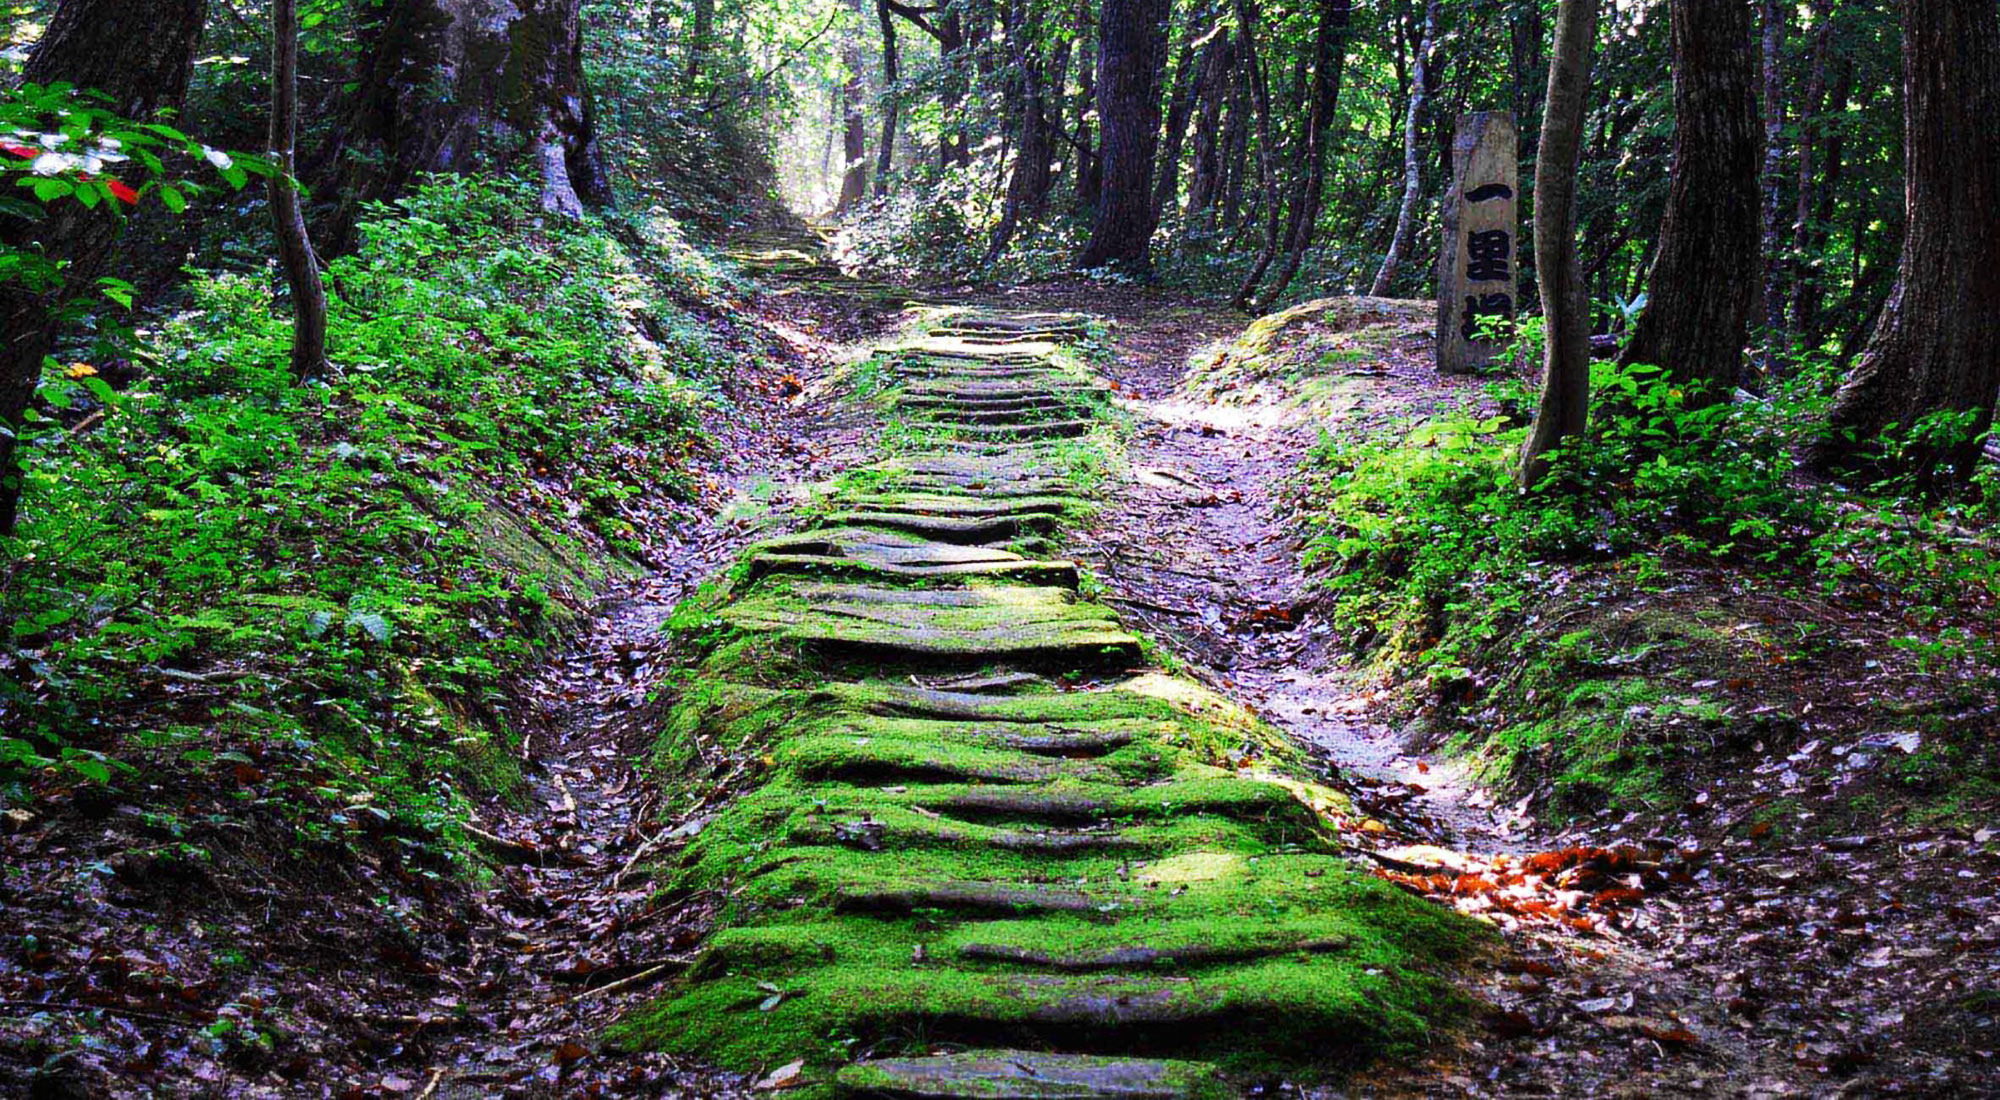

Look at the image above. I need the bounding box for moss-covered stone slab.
[814,511,1067,543]
[836,1050,1227,1099]
[910,420,1096,441]
[720,583,1142,665]
[614,309,1483,1096]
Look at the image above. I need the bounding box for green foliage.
[1288,351,1999,817]
[0,177,722,841]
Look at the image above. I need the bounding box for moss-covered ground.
[607,310,1486,1096]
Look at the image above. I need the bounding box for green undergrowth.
[1287,355,2000,823]
[1,176,756,860]
[615,317,1485,1092]
[1184,296,1433,409]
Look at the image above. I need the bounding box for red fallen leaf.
[1415,761,1430,774]
[553,1040,589,1068]
[106,179,139,205]
[1592,887,1646,907]
[230,763,264,785]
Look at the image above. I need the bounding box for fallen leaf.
[754,1060,805,1090]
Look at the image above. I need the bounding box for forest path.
[601,305,1479,1097]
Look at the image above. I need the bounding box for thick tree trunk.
[939,12,970,168]
[318,0,611,249]
[1757,0,1787,347]
[875,0,900,195]
[1617,0,1761,397]
[1519,0,1597,489]
[1078,0,1171,271]
[271,0,329,380]
[1217,70,1251,234]
[0,0,208,536]
[1810,0,2000,485]
[1251,0,1351,310]
[1371,0,1437,297]
[838,46,869,210]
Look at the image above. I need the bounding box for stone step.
[721,584,1142,666]
[912,420,1095,441]
[817,510,1066,542]
[954,935,1349,972]
[837,1051,1227,1099]
[744,553,1080,587]
[835,881,1108,915]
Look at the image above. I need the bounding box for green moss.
[614,312,1485,1092]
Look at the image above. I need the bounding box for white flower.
[30,151,76,176]
[202,146,233,170]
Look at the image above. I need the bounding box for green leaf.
[98,277,134,309]
[346,611,393,643]
[159,185,187,214]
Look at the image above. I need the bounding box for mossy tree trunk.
[1518,0,1597,490]
[1809,0,2000,486]
[1617,0,1761,398]
[0,0,208,535]
[316,0,612,251]
[271,0,329,380]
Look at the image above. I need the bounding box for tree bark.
[987,0,1058,259]
[1371,0,1438,297]
[271,0,329,381]
[317,0,611,250]
[0,0,208,536]
[1519,0,1598,489]
[1184,26,1234,229]
[1810,0,2000,485]
[1787,7,1836,339]
[1757,0,1788,348]
[1073,0,1103,208]
[1151,6,1206,222]
[1078,0,1171,270]
[1227,0,1279,306]
[1251,0,1351,311]
[1617,0,1761,397]
[875,0,900,195]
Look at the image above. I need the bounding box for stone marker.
[1437,111,1519,374]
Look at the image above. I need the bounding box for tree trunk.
[875,0,900,195]
[1757,0,1787,348]
[1810,0,2000,485]
[1371,0,1438,297]
[1218,69,1251,234]
[1151,7,1206,222]
[1228,0,1279,306]
[1787,8,1836,338]
[839,31,870,211]
[271,0,329,380]
[1184,27,1234,229]
[317,0,610,250]
[0,0,208,536]
[987,0,1058,259]
[939,11,970,167]
[1251,0,1351,310]
[1519,0,1598,489]
[1617,0,1761,397]
[1078,0,1171,270]
[1073,0,1103,209]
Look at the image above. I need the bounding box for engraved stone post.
[1437,111,1519,374]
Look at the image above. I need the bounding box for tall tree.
[987,0,1061,258]
[1078,0,1172,270]
[1151,3,1208,221]
[317,0,611,248]
[0,0,209,536]
[1371,0,1439,296]
[1519,0,1598,489]
[1810,0,2000,484]
[1758,0,1788,346]
[1183,25,1235,229]
[875,0,901,195]
[1238,0,1351,310]
[1618,0,1761,395]
[271,0,329,380]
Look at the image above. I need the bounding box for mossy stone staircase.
[609,311,1481,1097]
